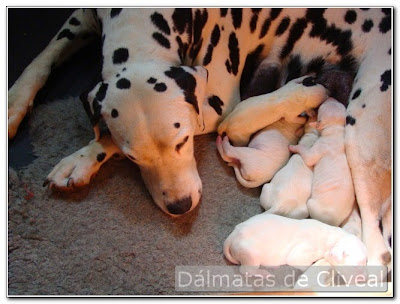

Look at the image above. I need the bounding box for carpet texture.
[8,97,263,295]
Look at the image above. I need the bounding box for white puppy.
[224,213,367,273]
[216,118,302,188]
[260,117,319,219]
[289,98,355,226]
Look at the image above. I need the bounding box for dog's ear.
[165,65,208,131]
[80,81,109,141]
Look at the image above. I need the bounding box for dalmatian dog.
[8,9,391,266]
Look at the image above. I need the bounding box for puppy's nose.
[166,196,192,215]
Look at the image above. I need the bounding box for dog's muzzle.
[166,196,192,215]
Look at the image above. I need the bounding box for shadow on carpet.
[8,97,263,295]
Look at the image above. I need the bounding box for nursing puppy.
[224,213,367,274]
[216,118,302,188]
[260,117,319,219]
[289,98,355,226]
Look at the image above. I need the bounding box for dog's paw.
[44,147,103,191]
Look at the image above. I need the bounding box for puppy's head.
[326,235,368,266]
[81,64,208,216]
[309,98,346,130]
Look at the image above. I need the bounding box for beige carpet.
[8,96,263,295]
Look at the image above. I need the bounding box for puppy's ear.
[165,65,208,131]
[80,81,109,141]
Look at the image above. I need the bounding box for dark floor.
[8,8,102,169]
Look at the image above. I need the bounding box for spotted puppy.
[8,9,391,263]
[260,116,319,218]
[217,117,303,188]
[289,98,355,226]
[224,213,367,274]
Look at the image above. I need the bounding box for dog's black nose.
[166,197,192,215]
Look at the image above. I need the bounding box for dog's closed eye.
[176,136,189,152]
[127,155,136,161]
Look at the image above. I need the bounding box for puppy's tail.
[223,235,240,265]
[233,167,264,188]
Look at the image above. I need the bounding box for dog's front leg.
[43,134,122,191]
[8,9,99,138]
[218,76,327,146]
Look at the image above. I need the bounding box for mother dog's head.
[82,64,208,216]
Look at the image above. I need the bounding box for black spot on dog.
[380,70,391,91]
[280,18,308,59]
[220,8,228,17]
[69,17,81,26]
[228,32,240,76]
[154,82,167,92]
[116,78,131,89]
[275,17,291,36]
[231,8,243,29]
[110,8,122,18]
[242,64,280,100]
[208,95,224,115]
[360,8,370,11]
[362,104,366,108]
[172,8,193,38]
[382,8,391,16]
[338,55,358,77]
[203,44,214,66]
[193,9,208,46]
[302,76,317,87]
[306,56,325,74]
[92,98,102,126]
[174,122,180,128]
[211,24,221,46]
[378,218,383,233]
[165,67,200,114]
[270,8,283,20]
[352,88,362,100]
[379,14,391,33]
[122,68,126,72]
[225,59,232,74]
[57,29,75,40]
[96,83,108,102]
[259,18,271,39]
[112,48,129,64]
[306,8,327,38]
[346,115,356,126]
[344,10,357,24]
[250,14,259,33]
[97,152,106,162]
[152,32,171,49]
[240,44,265,98]
[111,109,119,118]
[388,48,391,55]
[151,12,171,35]
[147,77,157,84]
[286,55,303,83]
[362,19,374,32]
[252,8,262,13]
[176,36,189,63]
[189,39,203,62]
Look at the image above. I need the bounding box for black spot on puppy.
[208,95,224,115]
[165,67,200,114]
[346,115,356,126]
[97,152,106,162]
[154,83,167,92]
[151,12,171,35]
[69,17,81,26]
[116,78,131,89]
[57,29,75,40]
[231,8,243,29]
[362,19,374,32]
[380,70,391,91]
[147,77,157,84]
[152,32,171,49]
[352,88,362,100]
[110,8,122,18]
[275,17,291,36]
[344,10,357,24]
[111,109,119,118]
[96,83,108,102]
[113,48,129,64]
